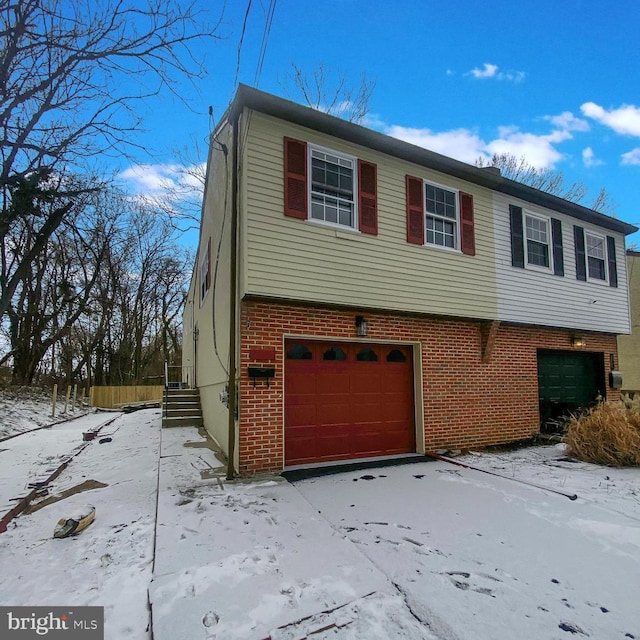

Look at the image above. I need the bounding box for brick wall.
[239,300,619,474]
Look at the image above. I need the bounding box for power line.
[254,0,277,88]
[233,0,253,91]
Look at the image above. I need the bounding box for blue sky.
[120,0,640,244]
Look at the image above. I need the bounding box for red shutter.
[459,191,475,256]
[283,137,307,219]
[358,159,378,235]
[406,175,424,245]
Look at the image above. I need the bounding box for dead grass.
[565,398,640,466]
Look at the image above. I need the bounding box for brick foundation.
[239,300,619,474]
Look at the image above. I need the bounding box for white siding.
[494,193,630,333]
[241,113,498,321]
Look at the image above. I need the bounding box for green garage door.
[537,350,605,427]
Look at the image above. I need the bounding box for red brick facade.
[239,300,619,474]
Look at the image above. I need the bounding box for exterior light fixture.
[355,315,368,337]
[193,326,199,341]
[572,336,585,348]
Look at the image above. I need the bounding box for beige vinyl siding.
[494,193,631,334]
[618,253,640,390]
[183,122,234,457]
[240,112,498,320]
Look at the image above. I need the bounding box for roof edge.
[229,84,637,236]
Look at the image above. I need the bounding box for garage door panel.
[285,340,415,466]
[350,402,384,424]
[316,371,350,394]
[317,402,352,426]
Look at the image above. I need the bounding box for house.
[182,85,636,475]
[618,250,640,392]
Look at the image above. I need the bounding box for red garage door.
[284,341,416,466]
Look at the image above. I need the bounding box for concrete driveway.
[292,456,640,640]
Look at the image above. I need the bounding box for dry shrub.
[565,400,640,466]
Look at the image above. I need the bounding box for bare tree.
[477,153,617,216]
[0,0,221,319]
[134,137,208,234]
[280,62,376,124]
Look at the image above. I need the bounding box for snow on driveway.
[150,428,436,640]
[293,451,640,640]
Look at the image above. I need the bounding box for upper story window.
[310,147,355,229]
[509,205,564,277]
[573,225,618,287]
[425,183,458,249]
[585,232,606,281]
[525,213,551,269]
[405,175,475,255]
[283,137,378,235]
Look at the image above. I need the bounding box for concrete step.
[162,387,203,428]
[164,389,200,398]
[162,415,204,428]
[163,400,201,410]
[163,407,202,418]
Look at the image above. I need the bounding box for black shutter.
[509,205,524,268]
[574,226,587,281]
[607,236,618,288]
[551,218,564,276]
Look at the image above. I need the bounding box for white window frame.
[199,240,211,305]
[585,230,608,283]
[524,211,553,273]
[424,180,460,251]
[308,144,358,231]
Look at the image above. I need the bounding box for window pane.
[310,148,355,228]
[386,349,407,362]
[527,240,550,267]
[287,345,312,360]
[425,184,457,246]
[588,256,606,280]
[323,347,347,361]
[587,234,605,259]
[356,348,378,362]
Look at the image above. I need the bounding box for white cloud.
[545,111,590,132]
[468,63,526,82]
[621,147,640,165]
[581,102,640,136]
[486,127,571,169]
[383,121,574,170]
[582,147,603,167]
[385,125,487,164]
[471,63,499,79]
[119,163,205,195]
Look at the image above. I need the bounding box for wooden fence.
[89,385,164,409]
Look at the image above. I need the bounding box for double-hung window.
[425,183,458,249]
[309,147,355,229]
[585,232,606,281]
[525,213,551,269]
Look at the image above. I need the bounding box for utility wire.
[254,0,277,88]
[233,0,253,91]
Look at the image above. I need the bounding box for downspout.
[227,111,240,481]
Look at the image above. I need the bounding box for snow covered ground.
[1,399,639,640]
[0,386,86,439]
